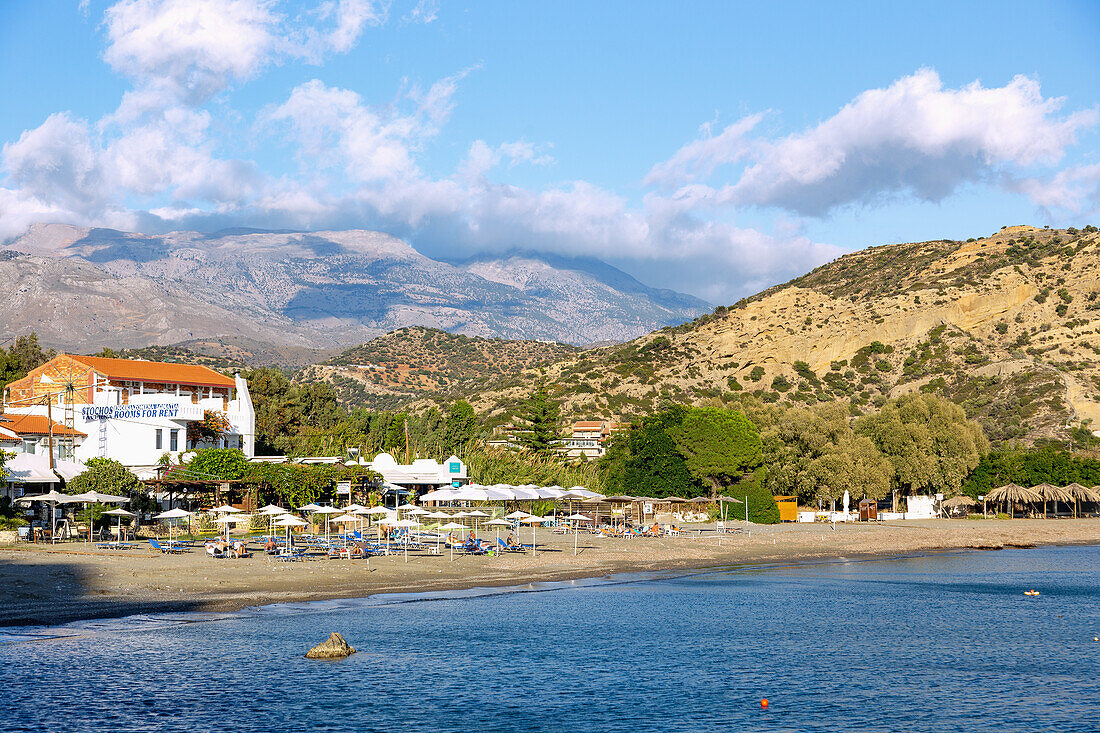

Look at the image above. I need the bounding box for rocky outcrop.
[305,632,356,660]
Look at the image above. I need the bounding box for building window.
[22,438,37,454]
[169,429,178,452]
[155,429,163,450]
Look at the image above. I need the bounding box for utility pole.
[46,396,55,470]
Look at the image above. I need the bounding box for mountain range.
[0,224,709,352]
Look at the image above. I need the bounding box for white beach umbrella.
[154,507,193,544]
[344,503,366,512]
[298,503,322,512]
[214,513,251,541]
[211,505,241,513]
[505,510,532,520]
[102,507,136,545]
[257,505,288,538]
[537,487,565,499]
[485,487,515,501]
[69,490,130,545]
[519,515,546,556]
[405,507,429,516]
[510,487,540,500]
[363,505,394,515]
[311,506,343,541]
[486,517,511,545]
[419,488,458,503]
[17,489,76,544]
[566,514,591,555]
[274,514,308,551]
[390,518,422,562]
[438,521,467,561]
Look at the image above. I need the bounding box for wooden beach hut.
[773,495,798,522]
[1031,483,1074,518]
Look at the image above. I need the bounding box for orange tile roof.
[572,421,605,429]
[0,413,86,437]
[67,355,237,388]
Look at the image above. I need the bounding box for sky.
[1,1,1099,305]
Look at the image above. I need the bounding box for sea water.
[2,545,1098,732]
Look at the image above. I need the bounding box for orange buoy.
[761,699,769,709]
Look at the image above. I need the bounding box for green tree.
[67,458,142,496]
[0,333,54,388]
[443,400,478,455]
[186,448,250,480]
[668,406,762,497]
[855,393,988,499]
[730,467,779,523]
[600,406,700,497]
[513,378,561,453]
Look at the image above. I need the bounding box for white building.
[293,452,468,492]
[3,354,255,473]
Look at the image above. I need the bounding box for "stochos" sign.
[82,403,182,420]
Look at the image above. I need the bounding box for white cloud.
[103,0,282,105]
[651,69,1098,216]
[1015,163,1100,218]
[403,0,438,24]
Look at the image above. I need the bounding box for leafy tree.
[513,378,561,453]
[856,393,988,498]
[962,444,1100,498]
[730,467,779,523]
[185,448,250,481]
[67,458,142,496]
[600,406,700,497]
[443,400,478,455]
[0,333,54,388]
[668,406,761,497]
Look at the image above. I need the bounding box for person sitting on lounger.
[506,533,521,549]
[264,538,277,554]
[352,543,366,558]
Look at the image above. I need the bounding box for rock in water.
[305,632,357,659]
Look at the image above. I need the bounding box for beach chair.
[206,543,226,559]
[497,538,525,553]
[149,539,184,554]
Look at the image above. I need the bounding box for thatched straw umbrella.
[986,484,1040,518]
[1031,483,1074,518]
[942,495,978,516]
[1062,483,1096,518]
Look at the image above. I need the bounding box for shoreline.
[2,518,1098,628]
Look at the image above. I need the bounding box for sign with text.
[82,403,183,421]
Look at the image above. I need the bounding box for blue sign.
[452,479,462,488]
[449,461,461,473]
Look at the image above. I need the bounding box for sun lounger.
[497,538,526,553]
[149,539,185,554]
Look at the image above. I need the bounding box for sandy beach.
[2,518,1098,627]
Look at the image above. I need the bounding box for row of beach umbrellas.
[983,482,1100,518]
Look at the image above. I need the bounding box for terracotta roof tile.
[0,413,86,437]
[67,355,237,388]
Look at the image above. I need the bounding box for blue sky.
[1,0,1098,303]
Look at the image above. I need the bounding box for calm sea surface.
[2,545,1099,732]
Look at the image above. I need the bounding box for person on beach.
[264,538,277,554]
[506,533,521,550]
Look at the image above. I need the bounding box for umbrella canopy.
[566,513,592,521]
[505,510,533,520]
[405,507,429,516]
[601,495,636,504]
[686,497,711,504]
[486,518,511,526]
[942,495,978,508]
[298,503,322,512]
[717,496,744,504]
[363,506,394,515]
[466,510,489,517]
[69,490,130,504]
[519,515,546,524]
[211,504,241,513]
[536,487,565,499]
[423,510,452,519]
[509,487,541,500]
[485,487,517,500]
[438,522,467,531]
[3,453,63,483]
[1062,483,1097,501]
[419,488,458,502]
[391,519,422,528]
[275,515,308,526]
[1032,483,1074,502]
[330,513,362,523]
[344,503,366,512]
[451,486,491,501]
[312,506,343,514]
[154,508,192,519]
[16,489,76,504]
[103,508,136,517]
[397,503,419,510]
[986,484,1041,503]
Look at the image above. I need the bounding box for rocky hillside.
[299,327,578,410]
[456,226,1100,446]
[0,224,708,354]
